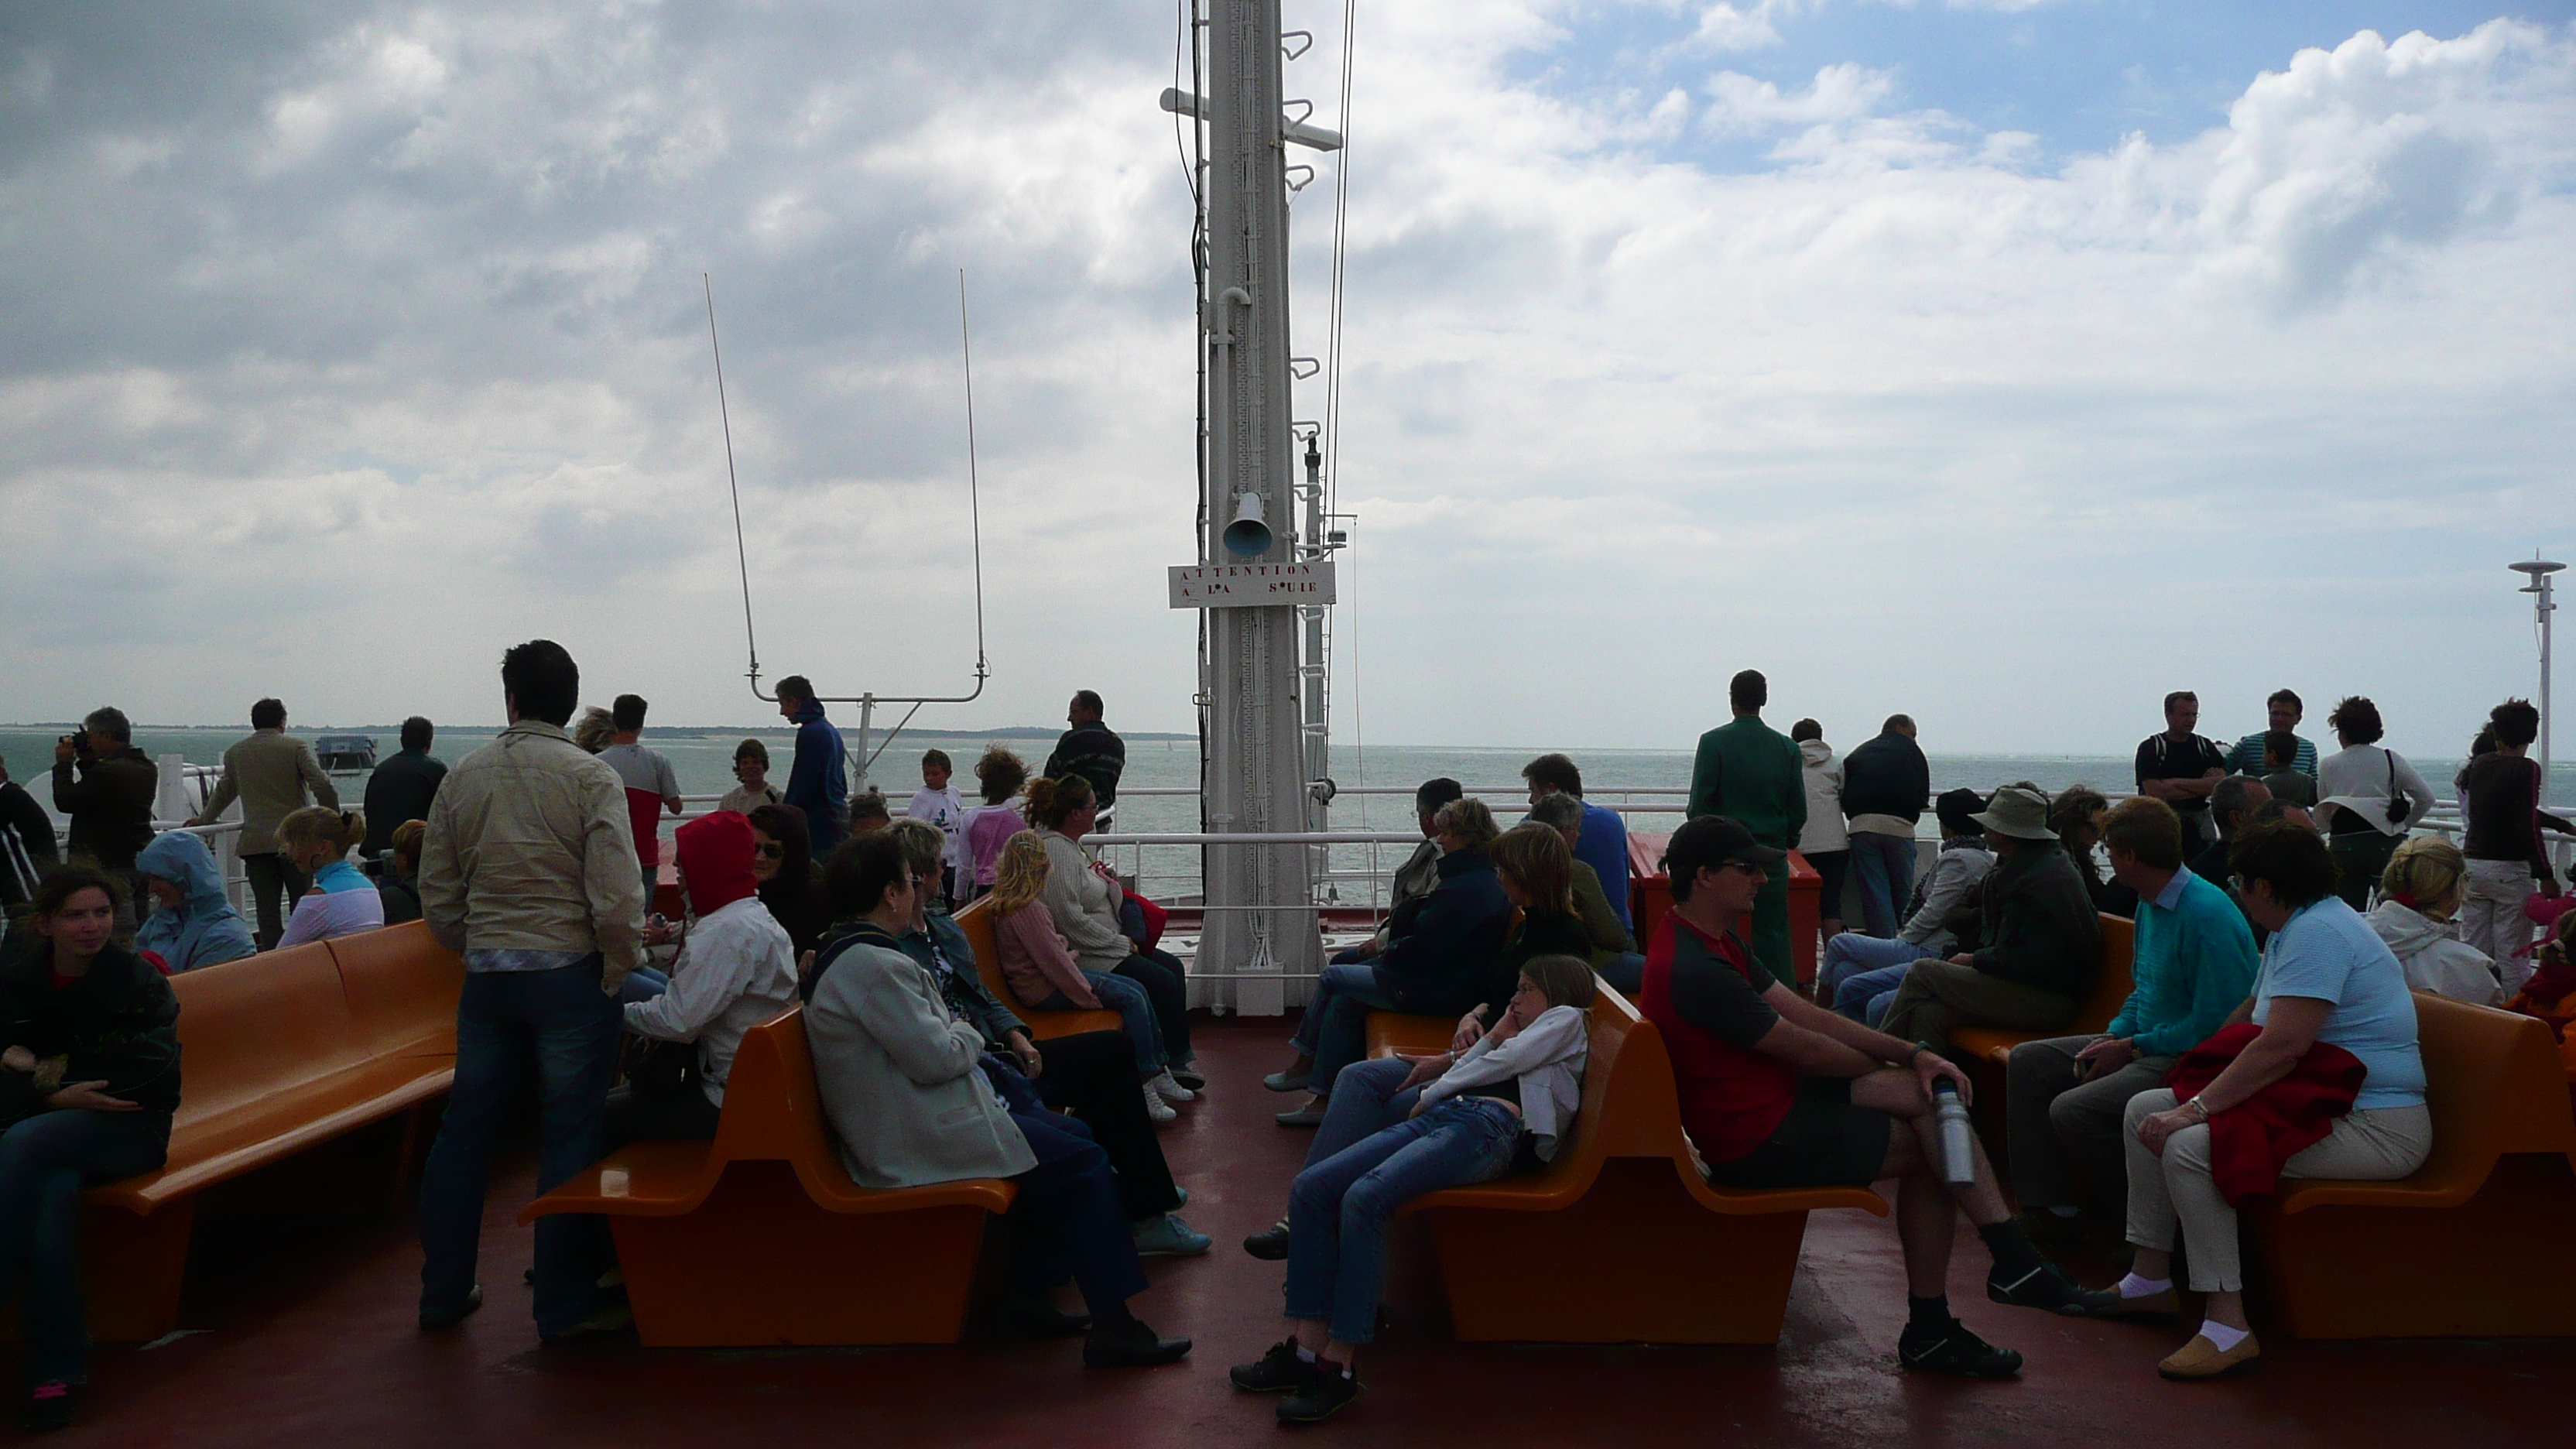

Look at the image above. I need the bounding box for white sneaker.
[1148,1070,1196,1104]
[1142,1088,1178,1123]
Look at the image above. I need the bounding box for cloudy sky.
[5,1,2572,756]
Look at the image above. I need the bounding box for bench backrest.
[170,943,375,1129]
[2070,913,2136,1035]
[2410,992,2576,1184]
[1501,985,1700,1191]
[707,1006,860,1196]
[321,920,462,1059]
[951,897,1023,1011]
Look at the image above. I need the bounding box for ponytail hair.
[1023,774,1095,831]
[278,806,365,859]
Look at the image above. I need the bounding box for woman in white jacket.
[1228,954,1595,1424]
[1792,720,1850,945]
[2367,835,2509,1005]
[2315,696,2437,912]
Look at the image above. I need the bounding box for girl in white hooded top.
[1228,954,1595,1424]
[2367,835,2509,1005]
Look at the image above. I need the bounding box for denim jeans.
[0,1109,170,1385]
[1037,970,1166,1073]
[1847,833,1916,939]
[418,957,623,1337]
[1304,1058,1427,1167]
[1285,1097,1523,1345]
[1818,934,1936,1021]
[1292,963,1401,1097]
[617,966,670,1004]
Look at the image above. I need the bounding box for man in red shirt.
[1638,816,2110,1378]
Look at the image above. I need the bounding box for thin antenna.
[706,273,761,691]
[959,269,990,678]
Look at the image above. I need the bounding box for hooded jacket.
[623,813,800,1107]
[132,831,256,973]
[1797,739,1848,855]
[2366,899,2506,1007]
[0,940,183,1124]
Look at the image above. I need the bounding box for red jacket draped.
[2165,1023,2365,1207]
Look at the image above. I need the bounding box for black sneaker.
[987,1294,1092,1338]
[419,1283,484,1331]
[1243,1218,1290,1260]
[22,1381,76,1434]
[1898,1318,2024,1379]
[1082,1314,1192,1368]
[1988,1262,2119,1316]
[1229,1339,1314,1393]
[1277,1363,1360,1423]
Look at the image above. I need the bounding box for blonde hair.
[890,817,947,879]
[277,806,365,862]
[988,832,1053,915]
[1432,797,1500,850]
[570,706,617,754]
[1491,821,1575,916]
[2381,835,2466,919]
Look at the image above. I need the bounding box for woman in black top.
[748,803,834,962]
[2456,700,2558,966]
[0,865,182,1431]
[1488,824,1596,1008]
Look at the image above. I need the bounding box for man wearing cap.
[1685,670,1805,988]
[1637,815,2109,1379]
[1880,783,2101,1062]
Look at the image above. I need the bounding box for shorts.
[1704,1077,1891,1190]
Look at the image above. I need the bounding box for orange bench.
[74,922,462,1341]
[1950,913,2137,1067]
[1368,990,1887,1345]
[2246,992,2576,1338]
[522,1006,1015,1346]
[951,896,1124,1041]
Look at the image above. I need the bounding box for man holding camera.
[51,708,156,875]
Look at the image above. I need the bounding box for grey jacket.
[1036,827,1132,975]
[198,728,338,855]
[804,933,1036,1190]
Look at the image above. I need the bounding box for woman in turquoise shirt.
[2104,820,2429,1382]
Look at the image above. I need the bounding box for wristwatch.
[2182,1094,2211,1121]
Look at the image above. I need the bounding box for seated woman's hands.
[1395,1052,1454,1092]
[47,1081,138,1112]
[1449,1008,1488,1054]
[1,1046,33,1074]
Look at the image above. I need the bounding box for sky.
[4,1,2573,759]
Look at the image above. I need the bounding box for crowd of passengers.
[2,652,2572,1428]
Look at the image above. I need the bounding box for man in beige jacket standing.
[415,639,644,1341]
[191,697,337,949]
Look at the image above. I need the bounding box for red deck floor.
[57,1015,2570,1447]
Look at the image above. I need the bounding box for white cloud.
[1,6,2571,757]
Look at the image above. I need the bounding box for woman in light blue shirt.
[2103,820,2430,1382]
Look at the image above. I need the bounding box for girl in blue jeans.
[1229,954,1596,1424]
[0,867,183,1434]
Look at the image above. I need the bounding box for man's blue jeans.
[1818,934,1936,1023]
[418,959,622,1337]
[1292,964,1400,1098]
[1848,832,1917,938]
[1285,1097,1522,1344]
[0,1109,170,1386]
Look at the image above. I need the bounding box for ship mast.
[1187,0,1335,1009]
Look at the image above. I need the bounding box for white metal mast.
[1188,0,1331,1011]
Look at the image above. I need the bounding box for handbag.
[620,1034,700,1103]
[2383,748,2409,826]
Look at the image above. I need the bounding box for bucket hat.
[1969,782,2057,841]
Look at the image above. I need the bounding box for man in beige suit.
[191,697,337,949]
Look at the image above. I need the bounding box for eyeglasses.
[752,844,785,860]
[1718,860,1766,875]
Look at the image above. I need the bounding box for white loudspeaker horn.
[1221,492,1273,557]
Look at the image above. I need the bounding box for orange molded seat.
[1952,913,2136,1067]
[2245,992,2576,1339]
[952,896,1124,1041]
[524,1008,1015,1347]
[1374,987,1886,1345]
[71,927,465,1341]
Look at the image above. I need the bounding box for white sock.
[1293,1344,1317,1363]
[2197,1321,2250,1352]
[2117,1273,2172,1299]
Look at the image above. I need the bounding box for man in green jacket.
[1686,670,1805,987]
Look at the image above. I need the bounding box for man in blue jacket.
[1522,752,1632,933]
[776,675,848,855]
[1841,715,1931,937]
